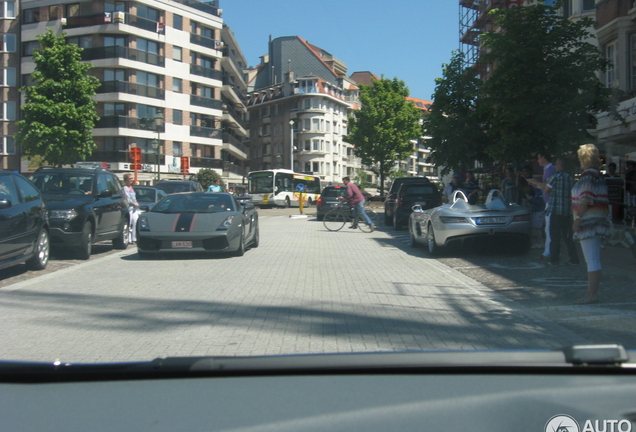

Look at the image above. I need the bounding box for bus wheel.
[284,197,291,208]
[307,197,313,205]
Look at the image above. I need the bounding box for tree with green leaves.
[15,28,100,167]
[345,77,423,195]
[479,1,613,162]
[423,51,490,175]
[196,168,222,190]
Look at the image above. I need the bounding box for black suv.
[30,168,129,259]
[392,181,442,230]
[384,177,433,226]
[0,171,50,271]
[315,185,348,221]
[154,180,203,194]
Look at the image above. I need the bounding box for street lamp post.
[153,110,164,181]
[289,119,294,171]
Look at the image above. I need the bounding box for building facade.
[1,0,19,170]
[245,36,372,186]
[4,0,248,183]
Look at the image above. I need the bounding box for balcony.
[170,0,220,17]
[189,156,224,169]
[190,33,222,50]
[64,12,158,33]
[190,125,222,139]
[84,150,164,166]
[223,162,246,178]
[95,115,164,131]
[190,95,224,110]
[222,133,248,158]
[82,46,165,67]
[190,64,223,81]
[97,80,165,100]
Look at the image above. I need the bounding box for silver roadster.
[408,190,532,255]
[136,192,259,258]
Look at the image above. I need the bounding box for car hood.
[41,194,95,210]
[143,211,239,232]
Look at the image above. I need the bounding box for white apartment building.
[10,0,248,183]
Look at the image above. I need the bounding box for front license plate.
[477,217,506,225]
[171,241,192,248]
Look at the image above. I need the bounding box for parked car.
[30,167,130,259]
[137,192,259,258]
[408,189,532,255]
[0,170,50,271]
[384,177,432,226]
[154,179,203,194]
[315,185,348,221]
[392,181,442,230]
[133,186,167,213]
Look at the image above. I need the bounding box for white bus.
[247,169,321,208]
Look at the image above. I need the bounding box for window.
[23,8,40,23]
[562,0,571,18]
[136,4,159,21]
[67,35,92,48]
[582,0,594,12]
[1,68,16,86]
[22,41,39,56]
[104,36,126,47]
[2,34,16,52]
[104,102,126,116]
[1,101,16,121]
[1,1,16,18]
[173,77,182,92]
[0,136,15,154]
[104,68,125,81]
[173,110,182,125]
[65,3,79,18]
[137,71,159,87]
[606,41,617,88]
[173,46,182,62]
[137,38,158,54]
[104,1,125,12]
[173,14,182,30]
[173,142,182,156]
[15,175,40,203]
[0,175,19,203]
[103,137,126,151]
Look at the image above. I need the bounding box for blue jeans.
[352,200,372,226]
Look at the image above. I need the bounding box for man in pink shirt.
[343,177,375,231]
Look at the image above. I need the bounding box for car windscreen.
[402,185,436,196]
[321,187,347,198]
[31,173,94,195]
[152,194,236,213]
[155,183,196,194]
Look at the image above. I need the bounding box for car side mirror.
[0,199,12,209]
[242,202,255,212]
[97,189,112,198]
[140,205,149,212]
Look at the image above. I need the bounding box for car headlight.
[49,209,78,221]
[217,215,235,231]
[138,216,150,231]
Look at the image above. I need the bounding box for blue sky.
[222,1,460,101]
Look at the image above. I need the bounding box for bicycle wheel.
[323,208,347,231]
[357,210,378,233]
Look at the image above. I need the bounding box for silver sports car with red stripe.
[136,192,259,258]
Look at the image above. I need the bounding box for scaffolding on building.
[459,0,517,73]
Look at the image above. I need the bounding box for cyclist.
[342,177,375,232]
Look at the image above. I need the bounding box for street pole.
[154,110,164,181]
[289,119,294,171]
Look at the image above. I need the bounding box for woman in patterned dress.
[572,144,609,304]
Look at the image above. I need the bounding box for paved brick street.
[0,206,630,363]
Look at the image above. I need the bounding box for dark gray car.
[315,186,348,221]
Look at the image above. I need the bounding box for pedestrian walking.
[122,173,139,244]
[572,144,610,304]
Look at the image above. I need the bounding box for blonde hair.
[577,144,601,170]
[123,173,133,182]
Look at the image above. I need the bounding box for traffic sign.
[296,183,305,192]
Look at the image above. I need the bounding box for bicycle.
[323,201,378,233]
